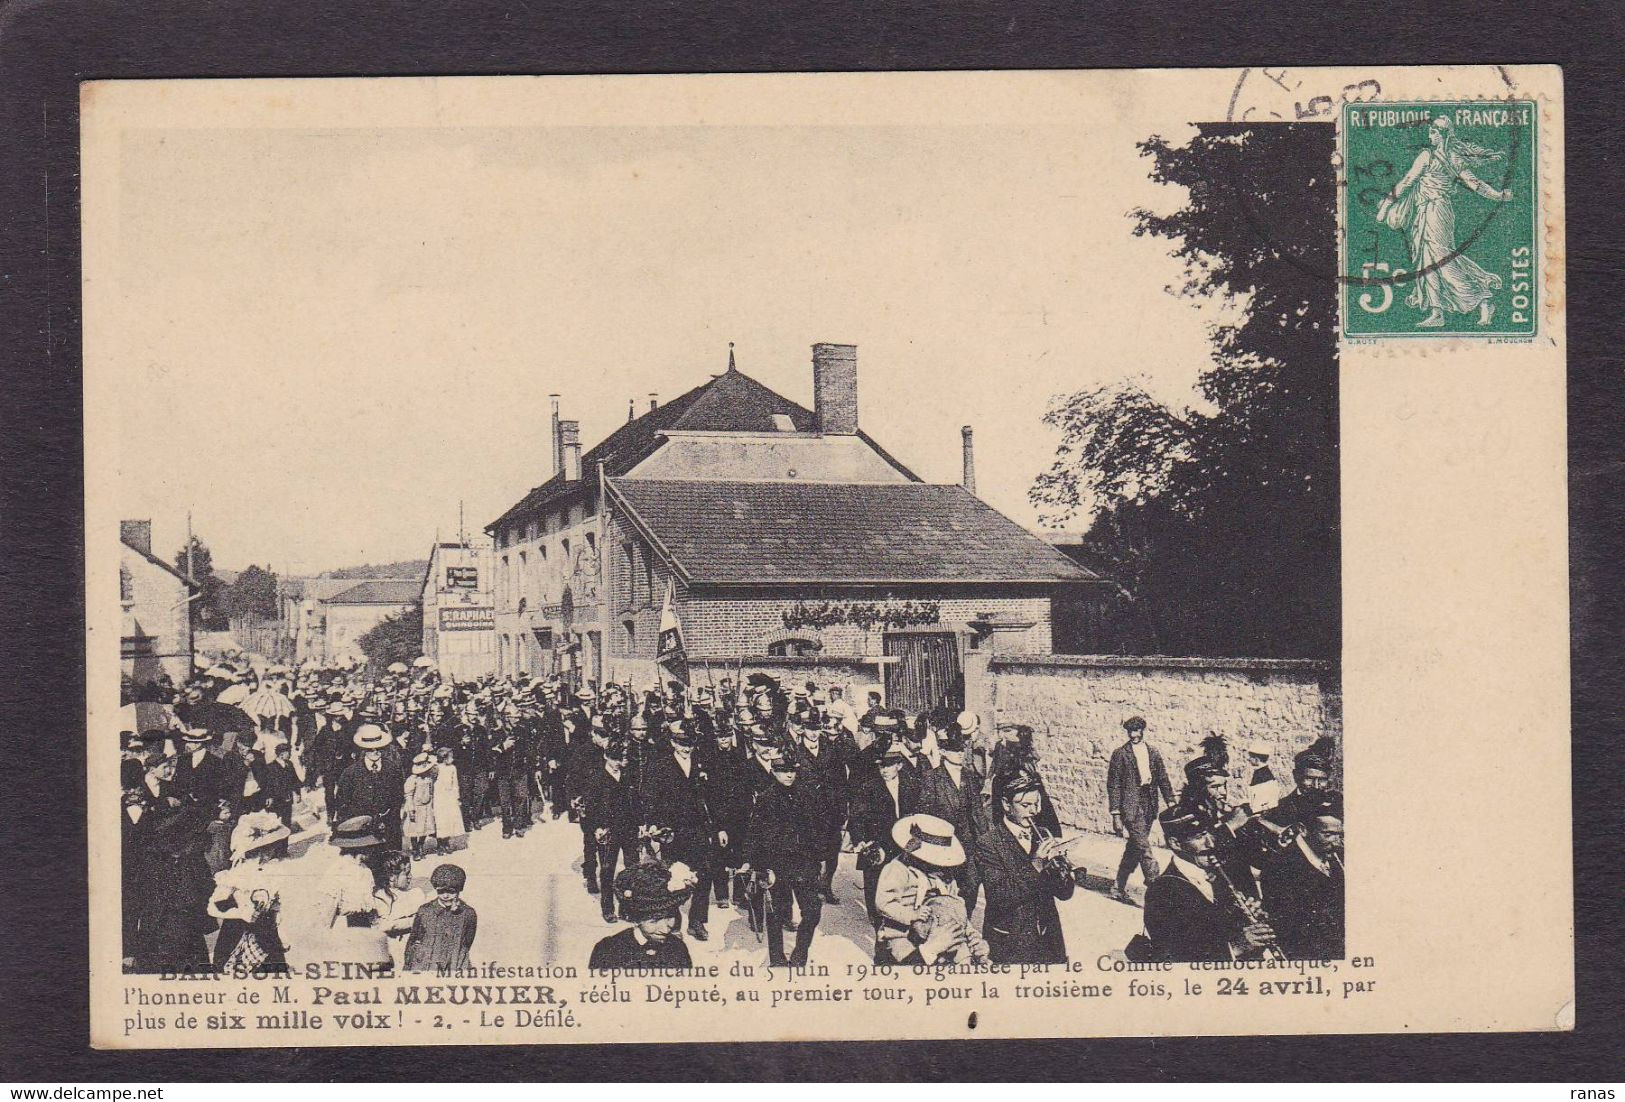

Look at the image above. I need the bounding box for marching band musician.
[1142,807,1277,963]
[975,773,1074,965]
[1259,791,1344,960]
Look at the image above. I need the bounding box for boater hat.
[230,810,291,861]
[891,814,967,869]
[353,724,392,750]
[411,752,435,775]
[330,815,382,849]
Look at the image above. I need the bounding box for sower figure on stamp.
[1107,715,1174,905]
[1376,115,1514,329]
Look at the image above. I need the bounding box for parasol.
[412,656,436,668]
[203,665,234,679]
[387,661,409,674]
[216,683,251,705]
[177,700,256,738]
[242,688,294,720]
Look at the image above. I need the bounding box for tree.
[356,601,423,669]
[228,564,280,621]
[174,536,229,631]
[1032,122,1340,660]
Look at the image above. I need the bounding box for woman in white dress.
[1376,116,1515,328]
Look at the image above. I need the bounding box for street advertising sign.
[446,565,479,589]
[438,606,493,631]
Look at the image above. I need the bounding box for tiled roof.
[486,366,918,532]
[609,479,1097,586]
[324,579,421,605]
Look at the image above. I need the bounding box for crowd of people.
[119,656,1345,977]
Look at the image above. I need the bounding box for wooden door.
[883,632,963,715]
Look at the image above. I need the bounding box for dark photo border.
[1,0,1619,1082]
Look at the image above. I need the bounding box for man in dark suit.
[916,722,988,915]
[743,751,824,967]
[849,745,921,924]
[1259,792,1344,960]
[1107,715,1175,904]
[975,773,1074,965]
[582,740,641,923]
[333,725,406,850]
[788,712,848,904]
[641,719,717,939]
[1143,808,1276,963]
[172,726,229,810]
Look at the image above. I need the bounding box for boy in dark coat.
[403,863,478,972]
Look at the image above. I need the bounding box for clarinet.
[1209,859,1287,963]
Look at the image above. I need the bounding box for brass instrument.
[1032,825,1091,886]
[1209,859,1287,963]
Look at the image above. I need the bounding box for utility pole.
[186,511,195,580]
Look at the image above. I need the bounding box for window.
[119,564,133,604]
[518,551,528,605]
[622,618,636,656]
[768,638,821,658]
[500,555,511,611]
[527,520,540,542]
[585,532,597,558]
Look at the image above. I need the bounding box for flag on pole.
[657,579,688,685]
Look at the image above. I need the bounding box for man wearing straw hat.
[334,724,405,851]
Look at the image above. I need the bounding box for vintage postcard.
[83,66,1570,1048]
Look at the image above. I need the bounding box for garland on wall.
[780,598,942,632]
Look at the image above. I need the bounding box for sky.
[91,74,1234,575]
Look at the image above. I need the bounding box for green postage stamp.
[1341,100,1537,338]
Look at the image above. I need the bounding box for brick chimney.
[120,519,152,556]
[811,343,858,435]
[549,394,562,478]
[560,420,582,482]
[961,426,977,496]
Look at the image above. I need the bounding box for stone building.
[420,539,497,683]
[119,519,197,688]
[279,577,418,664]
[487,343,1102,711]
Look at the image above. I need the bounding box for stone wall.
[982,655,1341,833]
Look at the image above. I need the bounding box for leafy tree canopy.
[1032,123,1340,661]
[356,601,424,669]
[174,536,229,631]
